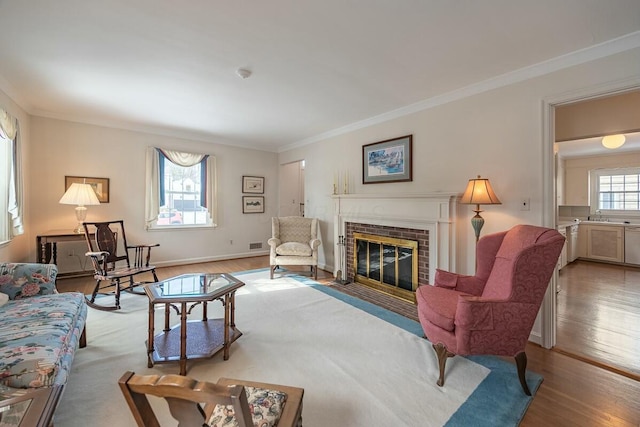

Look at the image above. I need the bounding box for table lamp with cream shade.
[59,182,100,233]
[460,175,502,242]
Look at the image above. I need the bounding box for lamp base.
[470,210,485,242]
[73,206,88,234]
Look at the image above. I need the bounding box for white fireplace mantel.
[332,192,459,284]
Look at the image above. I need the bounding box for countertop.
[558,219,640,228]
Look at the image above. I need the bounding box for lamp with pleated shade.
[59,183,100,233]
[460,175,502,242]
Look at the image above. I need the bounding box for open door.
[279,160,305,216]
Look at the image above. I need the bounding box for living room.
[1,2,640,426]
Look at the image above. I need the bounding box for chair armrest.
[86,251,109,257]
[433,269,484,296]
[309,239,321,250]
[126,244,159,268]
[126,243,160,249]
[267,238,281,248]
[85,251,110,276]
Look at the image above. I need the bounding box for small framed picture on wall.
[243,196,264,213]
[242,176,265,194]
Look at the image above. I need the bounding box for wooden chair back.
[119,371,253,427]
[82,221,159,310]
[83,220,128,269]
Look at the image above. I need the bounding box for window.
[0,109,23,244]
[0,133,10,242]
[591,167,640,213]
[145,148,217,229]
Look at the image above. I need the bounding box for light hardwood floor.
[56,256,640,426]
[556,260,640,379]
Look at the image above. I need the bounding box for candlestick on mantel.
[343,172,348,194]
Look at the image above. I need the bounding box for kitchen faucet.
[595,210,602,221]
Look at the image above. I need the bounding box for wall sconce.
[59,183,100,233]
[460,175,502,242]
[601,134,625,149]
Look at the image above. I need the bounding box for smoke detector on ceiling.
[236,68,252,79]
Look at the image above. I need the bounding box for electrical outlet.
[521,198,530,211]
[230,240,233,245]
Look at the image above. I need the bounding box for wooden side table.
[36,230,94,278]
[0,385,62,427]
[144,273,244,375]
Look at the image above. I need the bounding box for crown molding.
[280,31,640,153]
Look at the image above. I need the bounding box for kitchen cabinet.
[556,156,565,205]
[567,224,579,262]
[564,167,589,206]
[557,227,568,269]
[578,224,588,258]
[585,224,624,263]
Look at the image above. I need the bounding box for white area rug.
[55,270,534,426]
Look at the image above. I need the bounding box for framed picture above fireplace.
[362,135,412,184]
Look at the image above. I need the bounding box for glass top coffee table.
[143,273,244,375]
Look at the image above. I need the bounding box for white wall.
[26,117,278,271]
[279,47,640,277]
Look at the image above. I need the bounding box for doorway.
[551,87,640,379]
[279,160,305,217]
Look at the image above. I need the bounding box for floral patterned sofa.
[0,263,87,389]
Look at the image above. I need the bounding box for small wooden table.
[36,229,95,278]
[0,385,62,427]
[144,273,244,375]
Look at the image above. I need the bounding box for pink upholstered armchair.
[415,224,565,395]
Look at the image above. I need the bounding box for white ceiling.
[557,132,640,158]
[1,1,640,152]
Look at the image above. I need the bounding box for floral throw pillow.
[0,263,57,300]
[207,386,287,427]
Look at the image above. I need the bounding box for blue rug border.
[234,269,541,426]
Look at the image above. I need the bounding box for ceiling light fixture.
[601,134,626,149]
[236,68,252,79]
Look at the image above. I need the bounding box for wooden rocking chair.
[119,371,304,427]
[83,220,159,311]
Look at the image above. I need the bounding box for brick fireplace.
[346,222,428,300]
[333,192,458,288]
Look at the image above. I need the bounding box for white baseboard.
[528,331,543,346]
[152,250,270,268]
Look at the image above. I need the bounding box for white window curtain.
[145,147,217,228]
[0,108,23,242]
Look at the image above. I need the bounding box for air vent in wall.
[249,242,263,250]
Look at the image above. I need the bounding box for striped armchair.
[268,216,321,280]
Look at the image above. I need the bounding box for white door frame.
[541,76,640,349]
